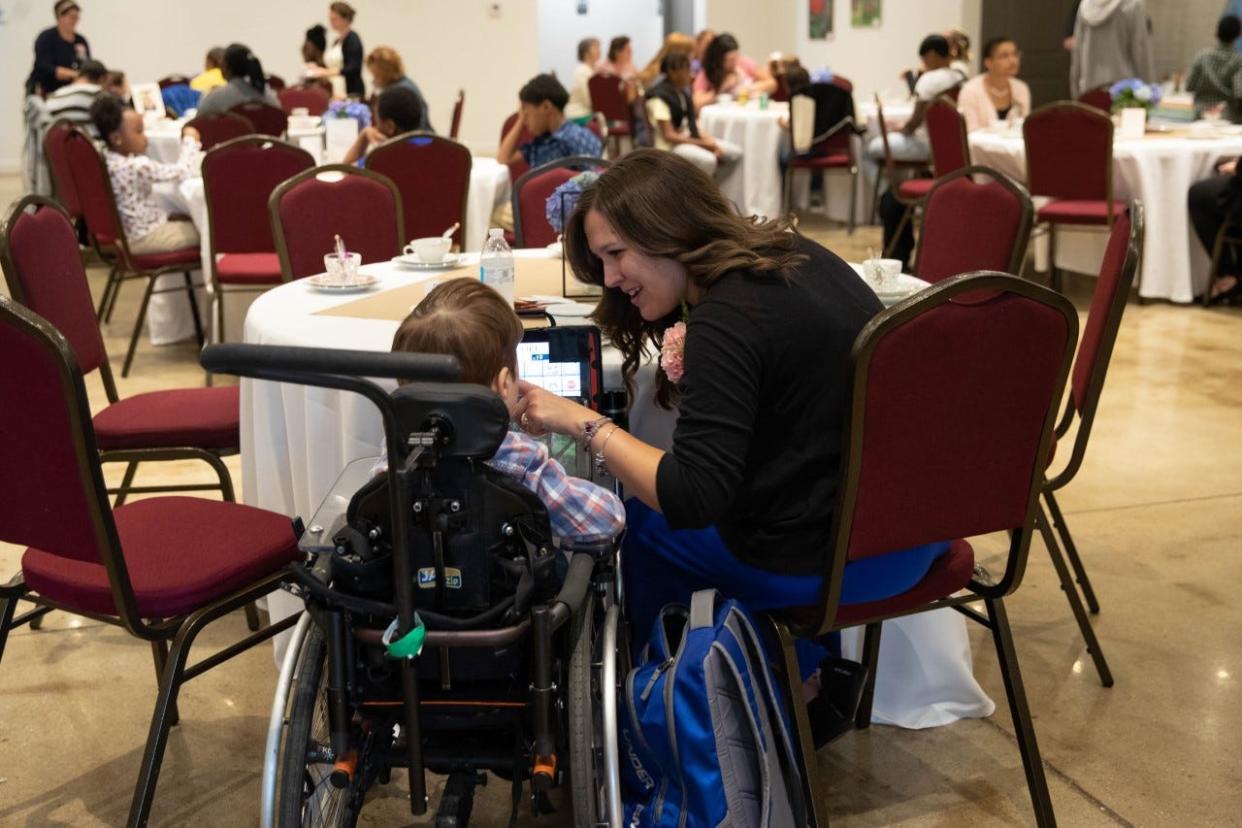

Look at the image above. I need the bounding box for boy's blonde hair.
[392,278,523,386]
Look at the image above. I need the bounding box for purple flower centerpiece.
[1109,78,1162,113]
[327,99,372,128]
[545,171,600,235]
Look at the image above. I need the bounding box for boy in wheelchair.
[266,278,626,827]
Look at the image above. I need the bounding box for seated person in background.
[89,94,202,255]
[44,58,108,135]
[366,46,433,132]
[103,70,129,105]
[946,27,974,77]
[196,42,279,117]
[692,32,777,110]
[639,31,696,89]
[191,47,227,93]
[1186,15,1242,123]
[342,85,426,165]
[384,278,625,544]
[565,37,600,122]
[957,36,1032,131]
[596,35,641,102]
[1189,158,1242,303]
[499,74,603,169]
[646,52,741,180]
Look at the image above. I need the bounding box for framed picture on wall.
[809,0,833,39]
[131,82,165,119]
[851,0,880,28]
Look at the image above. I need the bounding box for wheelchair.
[201,344,628,828]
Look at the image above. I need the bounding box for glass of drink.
[323,252,361,285]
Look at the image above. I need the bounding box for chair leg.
[986,597,1057,827]
[199,451,235,502]
[847,167,859,235]
[105,270,126,324]
[869,170,883,225]
[1043,490,1099,613]
[114,461,139,508]
[854,622,882,729]
[122,276,158,378]
[1049,226,1062,293]
[182,271,205,349]
[150,639,180,727]
[97,265,119,321]
[0,593,18,667]
[882,205,913,259]
[773,620,827,828]
[244,603,262,632]
[1037,510,1113,688]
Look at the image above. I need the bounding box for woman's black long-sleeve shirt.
[340,30,364,98]
[655,235,882,575]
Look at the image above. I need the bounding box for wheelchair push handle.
[201,343,460,384]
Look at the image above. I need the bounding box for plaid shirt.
[487,431,624,543]
[521,120,603,168]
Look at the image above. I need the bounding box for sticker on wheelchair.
[417,567,463,589]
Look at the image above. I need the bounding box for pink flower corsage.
[659,302,691,383]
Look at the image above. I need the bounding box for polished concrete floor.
[1,177,1240,826]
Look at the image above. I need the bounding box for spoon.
[334,234,346,260]
[441,222,460,239]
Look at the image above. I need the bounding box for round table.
[969,125,1242,302]
[239,257,989,729]
[699,101,789,221]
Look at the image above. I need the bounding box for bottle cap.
[489,228,504,237]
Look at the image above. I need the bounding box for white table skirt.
[699,102,788,221]
[146,158,512,346]
[239,256,992,728]
[969,127,1242,302]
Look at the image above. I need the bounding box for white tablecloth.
[699,102,788,221]
[146,158,513,345]
[239,257,991,728]
[969,127,1242,302]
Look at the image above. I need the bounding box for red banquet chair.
[157,74,191,90]
[1024,101,1123,292]
[772,272,1078,828]
[266,73,287,92]
[63,130,204,377]
[1038,200,1145,689]
[450,89,465,140]
[185,111,255,150]
[269,164,404,280]
[872,95,933,255]
[501,112,535,182]
[511,156,610,248]
[201,136,316,344]
[365,132,472,250]
[926,94,970,178]
[43,119,84,223]
[1078,85,1113,113]
[0,295,301,827]
[588,73,634,156]
[785,81,861,231]
[229,101,288,137]
[913,165,1034,283]
[0,194,243,510]
[277,86,329,116]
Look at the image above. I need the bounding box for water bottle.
[480,228,515,305]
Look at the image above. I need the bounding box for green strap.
[383,614,426,660]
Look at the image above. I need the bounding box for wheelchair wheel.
[567,592,627,828]
[276,623,362,828]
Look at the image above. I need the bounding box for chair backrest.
[186,112,255,151]
[269,164,404,280]
[502,112,534,181]
[266,74,287,92]
[278,86,330,116]
[588,73,631,123]
[0,196,110,379]
[43,119,82,218]
[512,156,610,248]
[813,273,1077,626]
[1078,86,1112,113]
[914,166,1034,283]
[925,95,970,177]
[229,101,288,137]
[789,82,855,156]
[63,129,126,251]
[365,132,472,249]
[202,136,316,267]
[450,89,465,140]
[158,74,191,90]
[830,74,854,94]
[1023,102,1113,202]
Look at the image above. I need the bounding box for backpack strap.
[689,588,719,630]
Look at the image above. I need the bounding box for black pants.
[879,189,915,271]
[1188,175,1240,276]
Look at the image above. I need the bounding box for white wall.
[537,0,665,88]
[0,0,540,171]
[703,0,795,63]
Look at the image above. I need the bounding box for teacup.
[291,107,309,118]
[405,236,451,262]
[862,258,902,292]
[323,251,361,284]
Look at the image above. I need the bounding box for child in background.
[89,94,201,255]
[343,85,426,165]
[384,278,624,545]
[498,73,603,170]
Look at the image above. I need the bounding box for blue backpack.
[620,589,806,827]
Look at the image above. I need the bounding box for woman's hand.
[181,125,201,143]
[513,381,599,440]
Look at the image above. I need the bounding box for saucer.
[307,273,380,293]
[393,252,462,269]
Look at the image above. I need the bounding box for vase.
[324,117,359,164]
[1117,106,1147,140]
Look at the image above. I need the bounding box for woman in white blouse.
[956,36,1032,132]
[89,94,201,254]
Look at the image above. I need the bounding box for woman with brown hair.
[306,2,364,98]
[638,31,696,88]
[515,149,949,741]
[365,46,433,132]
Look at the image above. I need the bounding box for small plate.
[545,302,594,318]
[393,252,462,269]
[546,241,563,257]
[307,274,380,293]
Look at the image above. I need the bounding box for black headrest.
[391,382,510,460]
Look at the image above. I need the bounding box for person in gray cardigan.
[1069,0,1155,97]
[195,43,278,117]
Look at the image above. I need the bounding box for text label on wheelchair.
[417,567,463,589]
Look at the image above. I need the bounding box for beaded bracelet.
[580,416,613,451]
[593,424,620,476]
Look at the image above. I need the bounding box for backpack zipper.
[640,658,674,702]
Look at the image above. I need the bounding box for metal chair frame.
[872,94,933,255]
[783,83,863,232]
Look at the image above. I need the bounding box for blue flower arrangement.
[327,99,372,128]
[1109,78,1162,112]
[545,171,600,234]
